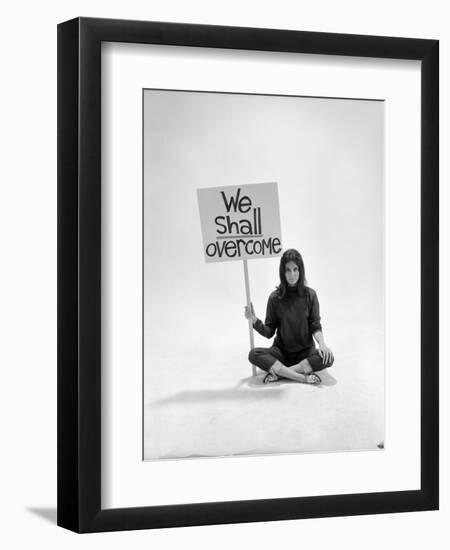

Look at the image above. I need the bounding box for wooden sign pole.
[243,259,256,377]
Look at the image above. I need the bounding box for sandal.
[263,368,278,384]
[306,372,321,385]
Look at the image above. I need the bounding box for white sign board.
[197,182,282,263]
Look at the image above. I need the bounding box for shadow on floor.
[150,376,285,406]
[26,507,57,525]
[149,370,338,407]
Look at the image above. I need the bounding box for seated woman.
[245,248,334,384]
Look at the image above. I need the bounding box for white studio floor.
[143,339,384,461]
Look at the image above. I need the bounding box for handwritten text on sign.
[197,182,282,263]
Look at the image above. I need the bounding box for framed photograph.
[57,17,438,532]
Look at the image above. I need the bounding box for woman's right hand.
[244,302,257,324]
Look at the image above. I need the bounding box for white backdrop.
[0,1,448,549]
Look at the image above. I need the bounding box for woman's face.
[285,261,300,286]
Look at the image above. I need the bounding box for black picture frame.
[57,17,439,533]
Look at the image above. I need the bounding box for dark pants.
[248,345,333,373]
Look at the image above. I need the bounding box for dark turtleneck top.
[253,286,322,352]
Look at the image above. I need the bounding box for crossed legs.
[269,359,317,383]
[248,346,328,384]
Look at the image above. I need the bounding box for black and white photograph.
[0,0,443,544]
[143,89,384,460]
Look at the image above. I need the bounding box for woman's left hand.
[318,345,334,366]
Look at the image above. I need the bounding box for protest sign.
[197,182,282,263]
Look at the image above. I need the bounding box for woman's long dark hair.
[276,249,307,299]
